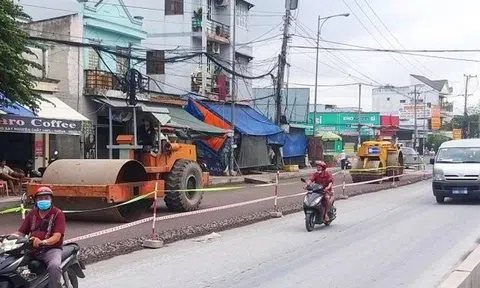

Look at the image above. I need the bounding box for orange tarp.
[192,101,232,151]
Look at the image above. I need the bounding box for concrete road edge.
[438,243,480,288]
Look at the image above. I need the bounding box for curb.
[78,174,427,265]
[210,168,340,186]
[0,198,21,211]
[438,243,480,288]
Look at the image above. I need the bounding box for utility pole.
[357,83,362,148]
[413,86,418,150]
[312,12,349,155]
[229,0,236,176]
[463,74,477,138]
[422,93,426,155]
[274,0,292,125]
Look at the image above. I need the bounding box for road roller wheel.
[164,160,204,212]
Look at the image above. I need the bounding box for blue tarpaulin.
[0,92,35,117]
[200,101,285,145]
[283,127,307,158]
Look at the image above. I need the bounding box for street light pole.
[312,13,349,158]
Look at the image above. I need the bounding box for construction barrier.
[0,164,427,217]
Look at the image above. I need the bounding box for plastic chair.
[0,180,9,197]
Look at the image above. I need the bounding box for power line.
[290,45,480,63]
[341,0,414,75]
[360,0,437,78]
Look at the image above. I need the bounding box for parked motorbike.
[0,235,85,288]
[25,161,42,178]
[345,159,352,170]
[301,178,337,232]
[38,151,59,177]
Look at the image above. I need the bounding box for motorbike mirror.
[300,178,306,183]
[6,234,19,241]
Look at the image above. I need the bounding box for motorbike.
[0,235,85,288]
[38,151,59,177]
[301,178,337,232]
[345,159,352,170]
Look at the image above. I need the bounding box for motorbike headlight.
[433,173,444,181]
[312,197,322,206]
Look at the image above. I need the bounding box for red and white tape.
[65,169,430,244]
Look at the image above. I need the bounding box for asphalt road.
[0,171,426,247]
[79,180,480,288]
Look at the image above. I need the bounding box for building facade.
[146,0,254,102]
[24,0,149,159]
[372,74,454,132]
[25,0,147,124]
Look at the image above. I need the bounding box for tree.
[0,0,43,111]
[427,133,450,152]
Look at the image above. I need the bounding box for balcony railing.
[441,102,454,112]
[192,16,230,43]
[84,69,150,95]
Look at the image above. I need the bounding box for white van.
[431,139,480,203]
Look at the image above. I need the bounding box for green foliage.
[323,154,335,164]
[427,133,450,152]
[0,0,43,111]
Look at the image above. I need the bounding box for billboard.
[306,112,380,136]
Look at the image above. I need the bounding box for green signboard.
[306,112,380,136]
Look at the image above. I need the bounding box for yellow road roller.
[350,139,404,183]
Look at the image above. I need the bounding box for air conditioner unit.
[212,42,221,54]
[215,0,229,8]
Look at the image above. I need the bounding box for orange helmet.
[33,186,54,198]
[314,160,327,169]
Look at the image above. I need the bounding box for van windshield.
[436,147,480,163]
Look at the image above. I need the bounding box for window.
[147,50,165,75]
[88,40,101,70]
[236,3,247,29]
[386,97,390,101]
[116,46,129,75]
[165,0,183,15]
[400,99,406,103]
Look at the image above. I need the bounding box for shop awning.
[93,97,228,136]
[316,131,342,141]
[198,101,285,145]
[36,95,89,121]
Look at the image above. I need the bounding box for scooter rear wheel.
[305,213,315,232]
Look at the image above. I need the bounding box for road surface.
[0,172,425,250]
[80,180,480,288]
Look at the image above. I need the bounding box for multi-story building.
[372,74,454,149]
[23,0,148,158]
[147,0,254,102]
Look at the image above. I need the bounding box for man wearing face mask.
[12,187,66,288]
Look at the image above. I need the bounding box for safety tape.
[0,167,422,216]
[64,170,431,244]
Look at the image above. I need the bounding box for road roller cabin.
[349,139,404,183]
[26,134,210,222]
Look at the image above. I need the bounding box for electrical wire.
[360,0,437,78]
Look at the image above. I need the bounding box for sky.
[18,0,480,114]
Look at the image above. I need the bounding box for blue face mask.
[36,200,52,211]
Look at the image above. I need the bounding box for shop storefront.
[0,94,90,172]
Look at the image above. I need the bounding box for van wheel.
[436,196,445,204]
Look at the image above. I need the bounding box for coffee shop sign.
[0,115,82,135]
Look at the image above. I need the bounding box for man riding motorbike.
[304,160,334,222]
[12,186,66,288]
